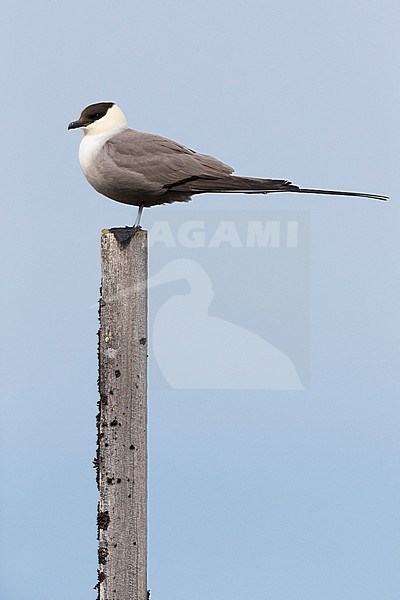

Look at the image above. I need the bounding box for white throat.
[78,104,128,174]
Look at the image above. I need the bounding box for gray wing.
[93,128,387,207]
[103,128,234,193]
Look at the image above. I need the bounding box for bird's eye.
[89,113,101,120]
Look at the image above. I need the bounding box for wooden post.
[96,230,148,600]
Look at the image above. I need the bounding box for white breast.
[79,133,110,175]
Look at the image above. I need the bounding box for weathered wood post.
[96,230,148,600]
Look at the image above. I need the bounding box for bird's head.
[68,102,127,136]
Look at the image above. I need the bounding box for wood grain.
[97,230,148,600]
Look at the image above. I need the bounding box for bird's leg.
[134,205,144,229]
[110,204,145,243]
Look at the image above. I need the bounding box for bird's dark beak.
[68,120,82,130]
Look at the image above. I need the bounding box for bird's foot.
[109,225,142,243]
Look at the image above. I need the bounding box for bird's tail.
[176,176,388,201]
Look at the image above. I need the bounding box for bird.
[68,102,388,241]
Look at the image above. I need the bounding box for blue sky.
[1,1,399,599]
